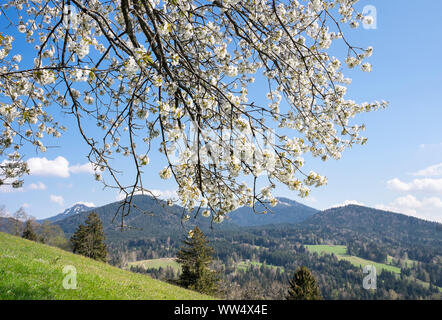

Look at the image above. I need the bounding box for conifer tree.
[70,224,87,254]
[287,266,322,300]
[70,212,107,262]
[21,220,38,242]
[176,227,219,295]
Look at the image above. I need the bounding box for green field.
[129,258,181,272]
[236,260,284,272]
[0,232,212,300]
[305,244,401,274]
[412,278,442,293]
[305,245,347,256]
[339,255,401,274]
[387,255,419,269]
[130,258,285,273]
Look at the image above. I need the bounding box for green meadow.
[0,232,212,300]
[129,258,181,272]
[305,244,401,274]
[236,260,285,272]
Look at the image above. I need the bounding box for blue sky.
[2,1,442,222]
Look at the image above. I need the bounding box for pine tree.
[286,266,322,300]
[70,212,107,262]
[70,224,87,254]
[22,220,38,242]
[176,226,219,295]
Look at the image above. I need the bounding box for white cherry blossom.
[0,0,386,224]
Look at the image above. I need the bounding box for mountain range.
[228,197,318,227]
[3,194,441,299]
[40,195,441,254]
[40,203,94,223]
[4,194,441,260]
[47,195,318,239]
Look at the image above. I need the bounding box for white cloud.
[422,197,442,208]
[302,196,317,204]
[150,189,178,199]
[387,178,442,193]
[0,180,46,193]
[375,203,416,216]
[419,142,442,150]
[69,163,94,174]
[394,195,422,208]
[386,178,412,191]
[2,157,92,193]
[28,181,47,190]
[413,163,442,177]
[116,189,178,201]
[27,156,94,178]
[376,195,442,223]
[28,156,70,178]
[116,192,130,201]
[0,184,24,193]
[50,194,64,206]
[330,200,365,208]
[74,201,96,207]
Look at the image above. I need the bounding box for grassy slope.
[236,260,285,272]
[0,232,212,300]
[304,245,347,256]
[304,244,401,274]
[339,255,401,274]
[129,258,181,273]
[132,257,285,273]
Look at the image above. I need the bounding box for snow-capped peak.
[44,202,95,222]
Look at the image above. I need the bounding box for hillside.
[228,197,317,227]
[51,195,316,239]
[3,199,442,299]
[0,232,212,300]
[0,216,21,234]
[53,195,238,241]
[41,203,94,223]
[302,205,442,249]
[47,197,441,273]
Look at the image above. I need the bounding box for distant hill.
[0,232,212,300]
[53,194,237,241]
[50,197,442,252]
[0,216,20,234]
[51,195,318,241]
[41,203,95,223]
[4,200,442,300]
[47,196,316,232]
[38,196,441,266]
[302,205,442,250]
[228,197,318,227]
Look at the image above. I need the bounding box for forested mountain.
[5,195,441,300]
[49,195,316,234]
[303,205,442,248]
[52,195,238,241]
[228,197,317,227]
[41,203,94,223]
[300,205,442,263]
[50,198,441,258]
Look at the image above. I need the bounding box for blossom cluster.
[0,0,386,222]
